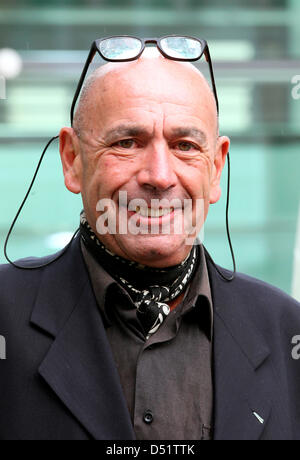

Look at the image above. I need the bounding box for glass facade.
[0,0,299,295]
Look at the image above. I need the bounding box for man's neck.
[168,291,186,311]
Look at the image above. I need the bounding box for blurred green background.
[0,0,299,296]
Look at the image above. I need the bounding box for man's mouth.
[134,206,175,218]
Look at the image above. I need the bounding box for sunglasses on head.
[70,35,219,125]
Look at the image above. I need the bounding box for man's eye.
[176,141,195,152]
[116,139,136,149]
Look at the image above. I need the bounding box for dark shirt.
[81,242,213,440]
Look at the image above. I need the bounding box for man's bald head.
[72,48,219,139]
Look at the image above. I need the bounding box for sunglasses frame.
[70,35,219,124]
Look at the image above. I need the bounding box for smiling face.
[60,55,230,267]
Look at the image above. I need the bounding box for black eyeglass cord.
[3,135,80,270]
[3,138,236,280]
[204,153,236,282]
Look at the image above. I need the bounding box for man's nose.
[137,141,177,191]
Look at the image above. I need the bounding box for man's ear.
[59,127,82,194]
[209,136,230,204]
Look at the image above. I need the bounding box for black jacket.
[1,236,300,440]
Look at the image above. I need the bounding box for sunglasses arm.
[204,46,219,114]
[70,42,97,125]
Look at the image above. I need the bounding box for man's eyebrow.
[103,125,150,143]
[103,125,208,145]
[171,127,208,144]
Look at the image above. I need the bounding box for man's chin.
[114,233,195,268]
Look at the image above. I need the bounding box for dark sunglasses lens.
[99,37,143,61]
[160,36,202,60]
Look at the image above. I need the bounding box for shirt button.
[143,410,153,424]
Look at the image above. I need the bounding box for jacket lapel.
[207,259,272,440]
[30,237,135,440]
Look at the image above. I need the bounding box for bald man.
[1,50,300,441]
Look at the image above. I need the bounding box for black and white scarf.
[80,211,198,338]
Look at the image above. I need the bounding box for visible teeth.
[135,207,174,218]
